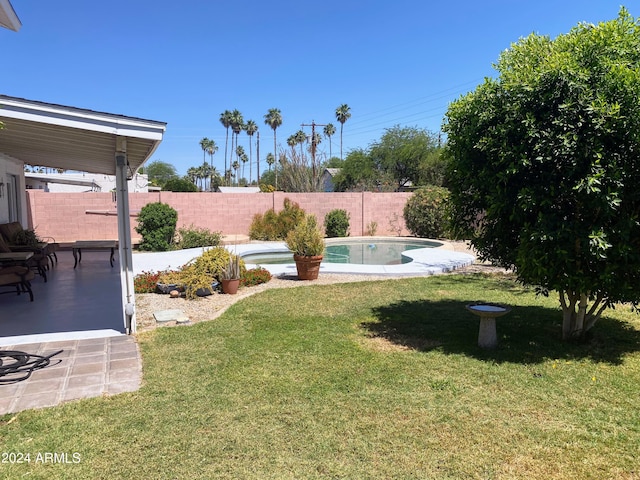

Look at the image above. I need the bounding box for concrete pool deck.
[132,237,476,277]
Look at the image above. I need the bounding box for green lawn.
[2,274,640,479]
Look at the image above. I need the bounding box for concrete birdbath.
[465,303,511,349]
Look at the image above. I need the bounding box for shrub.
[175,224,222,249]
[249,209,280,240]
[157,247,246,299]
[324,209,350,237]
[249,198,306,240]
[134,270,163,293]
[135,202,178,251]
[241,267,272,287]
[276,198,306,238]
[403,186,451,238]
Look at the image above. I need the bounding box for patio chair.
[0,265,35,301]
[0,221,58,267]
[0,232,49,282]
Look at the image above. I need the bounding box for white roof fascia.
[0,97,166,141]
[0,0,21,32]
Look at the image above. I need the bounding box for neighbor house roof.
[0,0,20,31]
[0,95,166,175]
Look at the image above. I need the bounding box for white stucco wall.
[0,153,27,226]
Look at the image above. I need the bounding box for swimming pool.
[242,239,442,265]
[132,237,475,277]
[236,237,475,276]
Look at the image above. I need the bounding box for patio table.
[72,240,118,268]
[0,251,34,265]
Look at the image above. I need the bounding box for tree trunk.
[559,290,606,340]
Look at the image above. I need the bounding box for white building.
[25,171,152,192]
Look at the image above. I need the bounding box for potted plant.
[285,214,325,280]
[220,254,241,294]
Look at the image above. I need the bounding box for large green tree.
[144,160,178,188]
[369,125,440,190]
[444,9,640,340]
[333,148,381,192]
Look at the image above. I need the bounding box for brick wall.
[26,190,413,243]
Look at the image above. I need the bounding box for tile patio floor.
[0,335,141,415]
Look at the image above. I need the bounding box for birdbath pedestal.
[465,304,511,349]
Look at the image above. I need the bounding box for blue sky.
[0,1,627,179]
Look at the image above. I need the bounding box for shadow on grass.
[364,297,640,365]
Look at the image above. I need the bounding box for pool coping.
[133,237,475,277]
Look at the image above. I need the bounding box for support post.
[115,137,136,334]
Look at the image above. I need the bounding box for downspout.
[115,137,136,334]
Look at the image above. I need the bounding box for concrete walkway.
[0,335,140,415]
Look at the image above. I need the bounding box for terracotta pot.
[221,278,240,294]
[293,255,323,280]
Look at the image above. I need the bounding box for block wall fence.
[25,191,414,244]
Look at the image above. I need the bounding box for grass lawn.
[2,274,640,479]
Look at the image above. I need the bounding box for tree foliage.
[443,8,640,339]
[370,126,441,190]
[332,126,445,192]
[144,160,178,188]
[333,148,386,191]
[163,178,198,192]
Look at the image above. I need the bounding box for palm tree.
[201,163,214,191]
[210,168,222,191]
[266,152,275,172]
[294,129,307,159]
[323,123,336,159]
[205,140,218,191]
[186,166,199,189]
[232,160,240,186]
[287,134,297,155]
[264,108,283,189]
[194,165,205,190]
[199,137,210,165]
[198,137,211,190]
[229,110,244,185]
[245,120,258,184]
[240,153,249,185]
[219,110,233,185]
[236,145,246,180]
[335,104,351,160]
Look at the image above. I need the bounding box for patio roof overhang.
[0,95,166,175]
[0,94,166,335]
[0,0,21,32]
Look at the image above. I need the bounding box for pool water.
[242,240,440,266]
